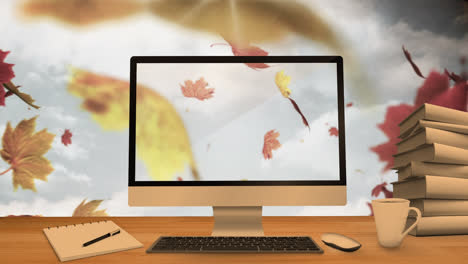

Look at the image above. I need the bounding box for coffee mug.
[372,198,421,248]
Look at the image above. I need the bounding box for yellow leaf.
[19,0,144,26]
[0,117,54,191]
[72,199,108,217]
[3,82,40,109]
[275,70,291,98]
[67,68,199,181]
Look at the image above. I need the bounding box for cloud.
[40,106,78,127]
[0,196,82,216]
[51,163,91,185]
[51,135,88,160]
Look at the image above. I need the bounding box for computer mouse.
[321,233,361,252]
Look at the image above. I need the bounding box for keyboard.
[146,236,323,253]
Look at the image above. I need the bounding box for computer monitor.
[129,56,346,236]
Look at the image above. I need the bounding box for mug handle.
[401,207,421,238]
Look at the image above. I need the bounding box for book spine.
[393,176,468,199]
[409,216,468,236]
[410,199,468,216]
[404,162,468,180]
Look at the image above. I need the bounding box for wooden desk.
[2,216,467,263]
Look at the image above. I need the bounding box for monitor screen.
[132,57,343,183]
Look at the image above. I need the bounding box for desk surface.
[2,216,467,264]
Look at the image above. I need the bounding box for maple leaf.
[180,77,215,101]
[68,67,200,181]
[72,199,108,217]
[177,176,183,181]
[371,182,393,198]
[0,117,55,191]
[370,104,415,171]
[0,50,15,85]
[0,50,15,107]
[346,102,353,107]
[3,82,40,109]
[210,41,270,70]
[262,130,281,159]
[275,71,310,130]
[328,127,339,137]
[402,46,425,78]
[61,129,72,146]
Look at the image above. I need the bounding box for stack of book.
[392,103,468,236]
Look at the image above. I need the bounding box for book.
[393,143,468,168]
[397,162,468,181]
[410,199,468,216]
[392,175,468,199]
[400,120,468,139]
[397,127,468,153]
[43,220,142,262]
[398,104,468,136]
[406,216,468,236]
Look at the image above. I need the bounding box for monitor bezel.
[129,56,346,186]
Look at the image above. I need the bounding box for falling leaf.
[72,199,108,217]
[346,102,353,107]
[68,68,200,181]
[3,82,40,109]
[355,169,364,174]
[0,117,55,191]
[367,202,374,216]
[19,0,144,26]
[61,129,72,146]
[262,129,281,159]
[444,68,464,83]
[0,50,15,107]
[210,41,270,70]
[328,127,339,137]
[177,176,183,181]
[180,77,215,101]
[275,71,310,130]
[370,103,414,171]
[299,139,304,143]
[207,143,211,151]
[0,50,15,84]
[371,182,393,198]
[402,45,425,79]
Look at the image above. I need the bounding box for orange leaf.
[262,130,281,159]
[61,129,72,146]
[0,117,55,191]
[180,77,215,101]
[210,41,270,70]
[72,199,108,217]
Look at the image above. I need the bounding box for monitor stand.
[212,206,264,236]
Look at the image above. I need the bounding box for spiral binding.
[46,220,108,230]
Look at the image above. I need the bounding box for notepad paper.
[43,220,143,262]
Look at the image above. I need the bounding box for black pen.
[83,229,121,247]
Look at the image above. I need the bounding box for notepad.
[43,220,143,262]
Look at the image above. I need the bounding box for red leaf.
[346,102,353,107]
[429,81,467,111]
[61,129,72,146]
[371,182,393,198]
[414,71,450,107]
[262,130,281,159]
[0,50,15,84]
[0,86,5,106]
[180,77,214,101]
[444,68,464,83]
[177,177,183,181]
[288,98,309,130]
[328,126,339,137]
[210,41,270,70]
[402,46,425,78]
[367,202,374,216]
[370,104,415,171]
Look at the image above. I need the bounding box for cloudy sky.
[0,0,466,216]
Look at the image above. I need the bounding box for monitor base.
[212,206,264,236]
